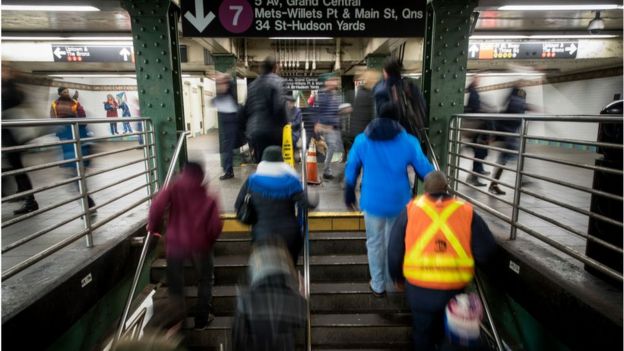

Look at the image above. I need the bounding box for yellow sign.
[282,124,295,167]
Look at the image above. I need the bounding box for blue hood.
[364,118,404,141]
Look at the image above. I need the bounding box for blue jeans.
[122,121,133,133]
[364,213,398,293]
[321,128,343,176]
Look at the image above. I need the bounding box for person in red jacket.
[147,161,223,329]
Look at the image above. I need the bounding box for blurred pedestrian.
[286,96,303,150]
[314,73,343,180]
[388,171,496,350]
[2,64,39,214]
[489,86,533,195]
[344,103,434,297]
[147,161,223,330]
[117,92,134,134]
[232,238,307,351]
[104,94,119,135]
[214,72,241,180]
[235,146,318,264]
[464,76,494,187]
[243,56,287,163]
[50,86,97,211]
[345,70,378,153]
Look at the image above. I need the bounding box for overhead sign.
[51,45,135,63]
[182,0,426,37]
[283,76,321,90]
[468,42,578,60]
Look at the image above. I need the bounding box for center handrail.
[298,121,312,351]
[114,130,190,343]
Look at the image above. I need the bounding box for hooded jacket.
[148,168,222,258]
[345,118,434,217]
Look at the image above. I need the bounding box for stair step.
[182,313,411,349]
[155,283,409,315]
[213,232,367,256]
[151,255,371,284]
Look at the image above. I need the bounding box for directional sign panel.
[468,42,578,60]
[283,76,321,90]
[181,0,426,37]
[51,45,135,63]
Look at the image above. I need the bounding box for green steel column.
[422,0,477,171]
[121,0,186,185]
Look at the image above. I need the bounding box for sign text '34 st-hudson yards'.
[182,0,426,37]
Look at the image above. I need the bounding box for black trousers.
[167,250,214,326]
[2,129,35,202]
[250,130,282,163]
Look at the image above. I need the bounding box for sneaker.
[488,185,506,195]
[194,313,215,330]
[219,173,234,180]
[13,201,39,215]
[323,173,334,180]
[467,175,486,187]
[369,281,386,298]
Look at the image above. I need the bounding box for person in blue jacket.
[344,102,434,297]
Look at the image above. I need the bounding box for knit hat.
[262,145,283,162]
[319,72,338,83]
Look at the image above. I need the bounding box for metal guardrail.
[448,113,623,282]
[298,121,312,351]
[1,118,157,281]
[115,130,190,343]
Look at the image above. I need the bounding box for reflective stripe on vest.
[403,196,474,290]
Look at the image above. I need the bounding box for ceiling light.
[269,37,332,40]
[1,5,100,11]
[588,12,606,34]
[467,72,545,77]
[498,5,622,11]
[1,36,133,41]
[470,34,618,39]
[48,74,136,78]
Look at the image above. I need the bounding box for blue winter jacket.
[344,118,434,217]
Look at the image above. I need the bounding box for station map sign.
[468,42,578,60]
[181,0,426,37]
[283,76,321,90]
[51,45,135,63]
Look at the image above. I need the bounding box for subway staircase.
[149,229,413,350]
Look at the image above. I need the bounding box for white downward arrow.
[469,44,479,58]
[184,0,215,32]
[54,47,67,59]
[565,43,577,55]
[119,48,131,61]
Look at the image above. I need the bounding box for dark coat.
[243,73,287,138]
[347,87,375,139]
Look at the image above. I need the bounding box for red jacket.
[147,169,222,258]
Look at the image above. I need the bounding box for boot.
[14,197,39,215]
[467,174,486,187]
[488,167,506,195]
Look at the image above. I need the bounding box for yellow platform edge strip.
[220,212,365,233]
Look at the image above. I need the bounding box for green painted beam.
[422,0,477,172]
[366,54,388,70]
[121,0,187,185]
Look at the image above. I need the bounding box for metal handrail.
[449,113,623,282]
[115,130,190,343]
[297,122,312,351]
[1,118,158,280]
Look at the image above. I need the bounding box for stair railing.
[421,128,503,351]
[114,130,190,344]
[298,122,312,351]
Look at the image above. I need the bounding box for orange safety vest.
[403,195,474,290]
[51,99,79,117]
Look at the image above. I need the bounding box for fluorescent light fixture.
[48,74,137,78]
[467,72,545,77]
[1,5,100,11]
[470,34,618,39]
[498,5,622,11]
[2,36,133,41]
[269,37,332,40]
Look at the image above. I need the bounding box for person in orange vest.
[388,171,496,350]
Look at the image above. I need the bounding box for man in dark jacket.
[244,56,287,163]
[345,70,378,154]
[388,171,496,350]
[464,76,493,187]
[148,161,223,329]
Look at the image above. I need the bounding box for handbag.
[236,189,257,225]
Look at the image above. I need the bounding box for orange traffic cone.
[306,140,321,185]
